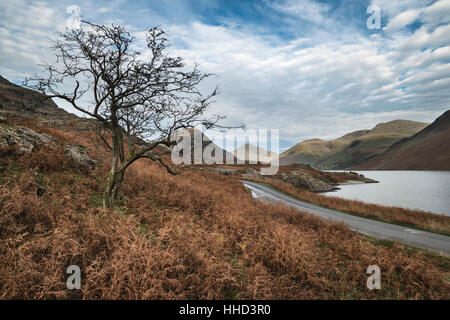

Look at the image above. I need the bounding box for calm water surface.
[323,171,450,216]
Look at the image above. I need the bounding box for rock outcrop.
[242,167,260,179]
[0,124,55,154]
[279,170,337,192]
[0,123,97,169]
[194,164,339,192]
[65,144,98,169]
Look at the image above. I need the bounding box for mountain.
[280,120,428,169]
[315,120,429,169]
[354,110,450,170]
[173,127,236,164]
[279,130,368,166]
[0,75,71,119]
[233,143,278,164]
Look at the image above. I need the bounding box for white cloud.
[266,0,330,24]
[384,8,422,31]
[423,0,450,24]
[383,0,450,32]
[394,24,450,52]
[0,1,67,79]
[371,0,433,17]
[159,14,449,142]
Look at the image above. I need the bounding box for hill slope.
[279,130,368,166]
[281,120,428,169]
[354,110,450,170]
[315,120,428,169]
[1,119,449,299]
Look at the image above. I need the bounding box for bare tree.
[25,21,226,209]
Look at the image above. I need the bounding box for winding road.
[242,180,450,256]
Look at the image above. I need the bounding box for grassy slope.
[316,134,410,169]
[280,139,335,166]
[0,122,449,299]
[279,131,368,166]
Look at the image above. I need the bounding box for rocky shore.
[193,164,377,193]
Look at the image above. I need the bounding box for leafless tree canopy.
[25,21,226,208]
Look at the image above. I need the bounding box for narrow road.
[242,180,450,256]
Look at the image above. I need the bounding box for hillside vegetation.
[280,130,369,166]
[0,120,449,299]
[0,75,449,300]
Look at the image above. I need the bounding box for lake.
[323,171,450,216]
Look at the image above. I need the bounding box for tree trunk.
[103,145,128,210]
[111,168,125,207]
[103,117,125,210]
[103,152,119,210]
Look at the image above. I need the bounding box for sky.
[0,0,449,152]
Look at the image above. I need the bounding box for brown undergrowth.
[243,177,450,235]
[0,125,449,299]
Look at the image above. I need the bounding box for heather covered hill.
[354,110,450,170]
[280,120,428,169]
[0,75,92,131]
[1,122,449,299]
[279,139,334,166]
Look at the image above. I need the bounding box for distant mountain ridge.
[2,74,447,170]
[354,110,450,170]
[232,143,278,164]
[281,120,429,169]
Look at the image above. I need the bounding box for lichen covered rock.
[65,144,97,169]
[0,124,54,154]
